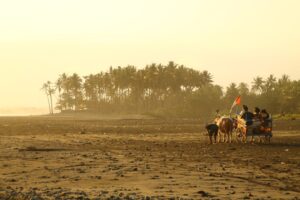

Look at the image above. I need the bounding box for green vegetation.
[43,62,300,118]
[272,113,300,120]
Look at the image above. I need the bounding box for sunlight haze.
[0,0,299,114]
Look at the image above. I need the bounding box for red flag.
[230,96,241,113]
[235,96,241,105]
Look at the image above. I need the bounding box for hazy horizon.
[1,0,300,114]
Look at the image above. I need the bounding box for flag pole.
[230,96,241,118]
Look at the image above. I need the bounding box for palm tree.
[251,76,264,94]
[278,74,290,92]
[264,74,277,93]
[224,83,239,108]
[42,83,51,114]
[238,82,249,96]
[199,70,213,87]
[55,75,64,111]
[56,73,72,111]
[84,74,98,110]
[70,73,83,110]
[48,82,56,114]
[41,81,55,114]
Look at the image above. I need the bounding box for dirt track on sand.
[0,117,299,199]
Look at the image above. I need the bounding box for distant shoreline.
[0,114,47,117]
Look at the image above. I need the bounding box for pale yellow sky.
[0,0,299,114]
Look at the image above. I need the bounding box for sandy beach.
[0,116,299,199]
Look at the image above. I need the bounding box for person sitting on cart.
[241,105,254,126]
[251,107,262,135]
[261,109,270,127]
[214,109,222,124]
[253,107,261,121]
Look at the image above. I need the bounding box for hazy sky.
[0,0,299,114]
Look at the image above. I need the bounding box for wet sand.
[0,117,299,199]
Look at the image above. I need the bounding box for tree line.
[42,61,300,118]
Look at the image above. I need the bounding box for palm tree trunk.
[49,93,53,114]
[46,94,51,114]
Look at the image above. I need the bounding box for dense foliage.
[42,62,300,118]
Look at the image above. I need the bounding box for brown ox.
[215,117,234,143]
